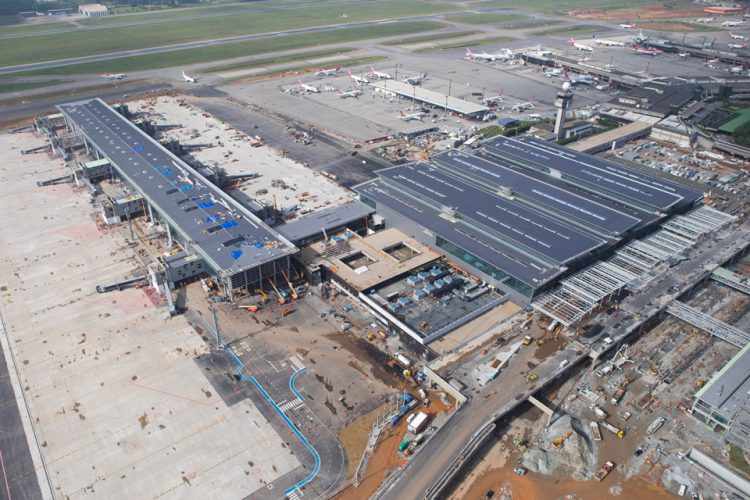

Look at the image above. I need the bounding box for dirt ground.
[459,466,676,500]
[338,403,391,479]
[570,4,706,21]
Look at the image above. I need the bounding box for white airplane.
[465,48,513,62]
[544,68,562,78]
[730,66,745,74]
[596,39,625,47]
[297,80,320,93]
[706,58,720,65]
[678,52,690,58]
[338,89,362,99]
[348,70,370,86]
[619,23,637,29]
[101,73,126,80]
[569,38,594,52]
[315,66,340,76]
[633,45,662,56]
[568,74,594,85]
[482,94,504,105]
[695,17,715,24]
[512,102,534,112]
[730,33,747,40]
[722,20,745,28]
[729,42,748,49]
[368,66,392,79]
[182,71,197,83]
[400,111,426,122]
[403,73,426,85]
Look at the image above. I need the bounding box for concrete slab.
[0,131,299,500]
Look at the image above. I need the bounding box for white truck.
[407,411,430,434]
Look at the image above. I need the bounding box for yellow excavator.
[552,431,573,449]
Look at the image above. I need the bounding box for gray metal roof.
[376,163,606,265]
[696,342,750,417]
[485,136,703,212]
[356,180,561,287]
[370,80,489,116]
[276,200,374,243]
[432,150,642,238]
[58,98,297,276]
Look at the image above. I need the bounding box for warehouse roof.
[276,200,374,244]
[432,150,642,238]
[484,136,703,212]
[370,80,489,117]
[695,342,750,417]
[58,98,297,276]
[376,163,606,264]
[356,180,561,287]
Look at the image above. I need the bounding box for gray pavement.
[0,313,44,500]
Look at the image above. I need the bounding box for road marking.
[267,359,280,372]
[0,450,11,500]
[279,398,304,413]
[290,355,305,372]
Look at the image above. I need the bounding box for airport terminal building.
[356,136,704,301]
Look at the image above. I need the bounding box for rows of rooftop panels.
[431,150,643,238]
[356,180,561,288]
[484,136,703,213]
[58,98,297,276]
[376,163,606,265]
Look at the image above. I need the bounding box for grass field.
[229,55,386,81]
[0,80,63,94]
[466,0,672,14]
[414,35,514,52]
[533,24,606,37]
[382,30,479,46]
[205,48,355,73]
[9,21,443,77]
[0,0,453,68]
[445,13,524,25]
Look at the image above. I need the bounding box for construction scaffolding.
[533,206,736,326]
[712,267,750,296]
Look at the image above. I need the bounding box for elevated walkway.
[712,267,750,296]
[666,301,750,348]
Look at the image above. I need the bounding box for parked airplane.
[695,17,715,24]
[347,70,370,85]
[400,111,426,122]
[465,48,513,62]
[512,102,535,112]
[368,66,392,79]
[730,33,747,40]
[315,66,340,76]
[182,71,197,83]
[338,89,362,99]
[729,42,748,49]
[567,74,594,85]
[678,52,690,58]
[730,66,745,74]
[722,20,745,28]
[619,23,637,29]
[569,38,594,52]
[403,73,426,85]
[297,80,320,93]
[101,73,126,80]
[544,68,563,77]
[633,45,662,56]
[482,95,504,105]
[595,39,625,47]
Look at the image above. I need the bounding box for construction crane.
[281,270,297,300]
[267,279,287,305]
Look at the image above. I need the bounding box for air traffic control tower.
[554,81,574,141]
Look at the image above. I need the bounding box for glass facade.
[435,236,534,298]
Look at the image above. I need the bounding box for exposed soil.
[338,403,391,479]
[461,465,676,500]
[570,4,706,21]
[325,332,405,389]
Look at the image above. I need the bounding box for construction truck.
[601,421,625,439]
[552,431,572,448]
[595,461,615,481]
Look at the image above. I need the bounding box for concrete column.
[166,223,173,248]
[147,203,154,225]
